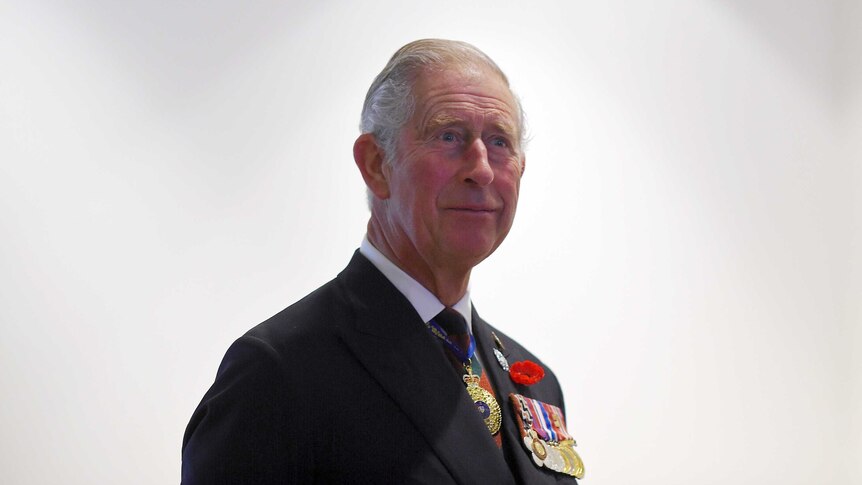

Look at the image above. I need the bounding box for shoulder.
[244,276,350,357]
[242,249,389,355]
[182,271,360,483]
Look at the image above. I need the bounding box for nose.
[463,138,494,186]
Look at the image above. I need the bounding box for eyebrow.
[422,113,519,141]
[422,113,463,134]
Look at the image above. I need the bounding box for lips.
[446,206,498,212]
[442,196,501,213]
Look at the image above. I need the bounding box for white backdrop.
[1,1,859,484]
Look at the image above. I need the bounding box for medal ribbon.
[526,398,553,441]
[535,400,559,443]
[544,403,573,441]
[426,318,476,365]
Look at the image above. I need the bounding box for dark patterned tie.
[433,308,503,448]
[433,308,472,363]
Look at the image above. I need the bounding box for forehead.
[410,65,519,132]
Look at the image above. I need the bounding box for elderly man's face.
[383,64,524,272]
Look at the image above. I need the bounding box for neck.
[366,220,471,307]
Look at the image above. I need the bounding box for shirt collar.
[359,237,473,330]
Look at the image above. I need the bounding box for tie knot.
[431,307,474,366]
[434,307,468,336]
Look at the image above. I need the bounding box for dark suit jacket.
[182,251,579,484]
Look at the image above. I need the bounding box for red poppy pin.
[509,360,545,386]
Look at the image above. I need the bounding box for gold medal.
[463,372,502,435]
[557,440,585,479]
[569,447,585,479]
[425,317,501,436]
[557,443,575,475]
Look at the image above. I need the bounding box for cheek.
[402,176,441,225]
[419,168,457,201]
[496,170,522,200]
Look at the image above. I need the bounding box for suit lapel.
[335,253,514,485]
[472,310,563,485]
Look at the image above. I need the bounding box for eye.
[440,131,458,143]
[490,136,509,148]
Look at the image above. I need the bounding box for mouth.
[448,205,496,211]
[445,206,498,214]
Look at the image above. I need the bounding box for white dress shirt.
[359,237,473,333]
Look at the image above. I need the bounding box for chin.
[443,240,499,265]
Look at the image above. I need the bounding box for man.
[182,39,583,484]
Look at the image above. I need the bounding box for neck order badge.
[426,313,502,436]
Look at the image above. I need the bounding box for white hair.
[359,39,527,167]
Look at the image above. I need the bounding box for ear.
[353,134,390,199]
[520,154,526,175]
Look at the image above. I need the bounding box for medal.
[426,317,501,436]
[558,440,585,478]
[463,364,502,435]
[546,446,566,473]
[511,393,585,479]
